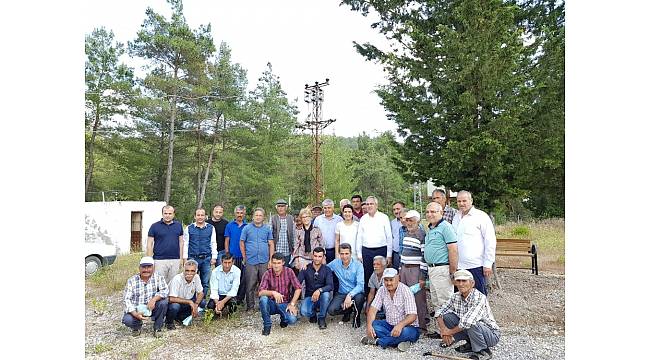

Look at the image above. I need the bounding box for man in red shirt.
[258,253,302,335]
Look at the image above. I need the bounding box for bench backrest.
[496,238,532,253]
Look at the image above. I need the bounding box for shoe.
[455,342,473,354]
[397,342,411,352]
[153,329,161,338]
[280,320,289,328]
[360,336,377,345]
[469,349,492,360]
[166,322,176,330]
[318,317,327,330]
[342,313,351,322]
[262,327,271,336]
[131,329,141,337]
[426,331,442,339]
[309,315,317,323]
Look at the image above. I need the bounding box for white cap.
[139,256,154,266]
[405,210,420,220]
[453,269,473,281]
[382,268,398,278]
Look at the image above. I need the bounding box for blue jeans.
[259,296,299,329]
[122,298,168,331]
[215,250,226,266]
[189,254,212,295]
[372,319,420,348]
[300,291,332,320]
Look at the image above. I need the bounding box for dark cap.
[275,199,288,205]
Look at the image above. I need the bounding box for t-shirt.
[147,219,184,260]
[335,221,359,258]
[168,273,203,299]
[368,272,383,289]
[206,217,229,251]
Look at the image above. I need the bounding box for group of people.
[122,190,500,360]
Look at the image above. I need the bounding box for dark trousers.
[233,257,246,302]
[362,246,387,296]
[207,295,237,316]
[166,302,192,324]
[122,298,168,331]
[467,266,488,296]
[391,251,401,269]
[327,291,365,317]
[325,248,336,264]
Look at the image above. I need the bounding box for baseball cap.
[405,210,420,220]
[276,199,288,205]
[139,256,154,266]
[383,268,398,278]
[453,269,474,281]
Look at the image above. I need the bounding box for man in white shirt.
[451,191,496,295]
[313,199,343,263]
[357,195,393,295]
[165,259,204,330]
[207,252,241,317]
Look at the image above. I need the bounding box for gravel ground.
[85,269,565,359]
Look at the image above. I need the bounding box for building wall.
[85,201,167,255]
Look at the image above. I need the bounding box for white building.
[85,201,167,255]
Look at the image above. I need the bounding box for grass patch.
[90,298,108,314]
[496,218,565,273]
[93,343,112,354]
[87,252,142,296]
[137,339,164,360]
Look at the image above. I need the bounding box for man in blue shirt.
[146,205,184,285]
[183,208,216,298]
[224,205,248,304]
[298,246,334,329]
[327,243,365,328]
[240,207,275,311]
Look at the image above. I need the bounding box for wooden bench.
[495,238,539,275]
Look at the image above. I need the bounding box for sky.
[84,0,397,138]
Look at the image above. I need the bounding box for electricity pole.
[297,79,336,206]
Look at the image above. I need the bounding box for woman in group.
[291,207,324,271]
[335,204,360,262]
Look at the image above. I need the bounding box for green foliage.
[92,343,112,354]
[511,225,531,237]
[90,298,108,314]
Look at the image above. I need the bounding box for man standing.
[399,210,429,335]
[390,201,406,269]
[361,268,421,352]
[270,199,295,265]
[183,208,216,297]
[207,252,240,317]
[258,253,302,335]
[298,247,334,329]
[206,204,229,266]
[357,196,393,295]
[452,191,496,295]
[435,270,500,360]
[350,194,364,221]
[165,259,204,330]
[122,256,169,337]
[432,189,458,224]
[224,205,248,304]
[146,205,184,285]
[240,208,275,311]
[313,199,343,264]
[327,243,365,328]
[424,201,458,338]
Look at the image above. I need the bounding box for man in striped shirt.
[435,269,500,360]
[399,210,428,334]
[122,256,169,337]
[361,268,421,352]
[258,253,302,335]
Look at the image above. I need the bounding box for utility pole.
[297,79,336,206]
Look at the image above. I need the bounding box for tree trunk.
[163,68,179,204]
[196,119,202,205]
[197,113,221,209]
[218,116,227,202]
[85,100,101,199]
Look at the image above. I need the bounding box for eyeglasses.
[314,271,319,281]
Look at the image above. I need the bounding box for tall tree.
[129,0,215,203]
[85,27,135,199]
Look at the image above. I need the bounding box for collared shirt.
[443,205,458,224]
[123,273,169,313]
[297,263,334,296]
[276,217,289,255]
[206,217,229,251]
[240,223,274,265]
[183,222,217,259]
[358,211,393,257]
[147,219,183,260]
[425,219,457,265]
[352,209,364,222]
[209,264,241,299]
[168,273,203,299]
[259,267,302,304]
[224,220,248,257]
[452,207,496,269]
[437,288,500,333]
[390,218,402,254]
[327,258,364,296]
[371,282,419,327]
[313,214,343,249]
[400,227,428,280]
[335,221,360,258]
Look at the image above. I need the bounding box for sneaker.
[309,315,317,323]
[469,349,493,360]
[342,313,351,323]
[152,329,161,338]
[165,322,176,330]
[280,320,289,328]
[131,329,141,337]
[361,336,377,345]
[318,317,327,330]
[455,342,473,354]
[262,327,271,336]
[397,342,411,352]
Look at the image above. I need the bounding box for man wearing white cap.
[361,268,420,352]
[434,269,500,360]
[398,209,428,334]
[122,256,169,337]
